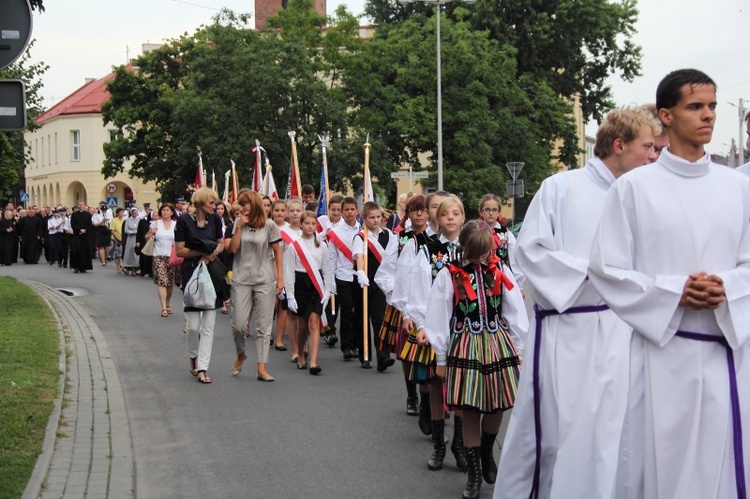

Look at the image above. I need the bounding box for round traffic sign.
[0,0,33,71]
[106,183,117,193]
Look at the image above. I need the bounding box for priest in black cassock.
[0,209,17,265]
[70,201,93,273]
[19,207,43,264]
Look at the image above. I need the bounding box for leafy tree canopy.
[365,0,642,123]
[102,3,366,202]
[343,10,576,209]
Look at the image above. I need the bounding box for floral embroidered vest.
[398,230,436,257]
[493,226,510,265]
[423,238,462,282]
[448,259,511,335]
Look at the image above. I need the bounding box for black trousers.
[335,278,356,353]
[60,234,69,266]
[352,279,388,364]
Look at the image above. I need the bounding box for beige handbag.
[141,237,155,257]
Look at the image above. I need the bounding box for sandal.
[166,306,173,315]
[197,371,212,384]
[189,358,198,376]
[291,356,298,363]
[161,309,169,318]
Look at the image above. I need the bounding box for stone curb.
[20,280,135,499]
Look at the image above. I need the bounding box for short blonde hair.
[436,196,465,221]
[594,108,662,159]
[190,187,219,210]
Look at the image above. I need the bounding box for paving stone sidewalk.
[21,280,134,499]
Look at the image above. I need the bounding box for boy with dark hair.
[301,184,316,204]
[318,194,344,346]
[328,196,360,359]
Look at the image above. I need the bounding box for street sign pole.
[505,162,525,226]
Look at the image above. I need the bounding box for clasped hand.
[679,272,726,310]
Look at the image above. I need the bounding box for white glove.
[287,296,298,313]
[355,269,369,288]
[321,295,330,310]
[332,281,337,295]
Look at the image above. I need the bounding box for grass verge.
[0,277,60,498]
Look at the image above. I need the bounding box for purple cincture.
[675,330,746,499]
[528,304,610,499]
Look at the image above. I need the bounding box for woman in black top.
[175,188,225,384]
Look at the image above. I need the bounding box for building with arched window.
[24,72,159,209]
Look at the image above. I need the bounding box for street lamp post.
[398,0,475,191]
[729,99,747,166]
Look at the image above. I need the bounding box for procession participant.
[404,196,467,469]
[69,202,94,273]
[41,206,52,263]
[423,221,526,499]
[121,207,141,276]
[426,191,450,237]
[271,200,291,351]
[215,201,234,314]
[376,194,433,413]
[641,103,670,159]
[19,206,43,264]
[59,207,71,268]
[589,69,750,499]
[352,201,397,370]
[281,198,304,363]
[386,193,408,232]
[301,184,316,204]
[47,210,64,266]
[478,194,525,294]
[228,190,282,382]
[262,195,272,218]
[135,210,154,278]
[317,194,343,347]
[146,204,179,318]
[110,208,125,274]
[495,107,659,499]
[328,196,361,360]
[92,203,112,266]
[0,210,17,266]
[284,211,332,374]
[175,197,187,217]
[175,187,225,385]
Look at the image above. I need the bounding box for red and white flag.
[251,140,265,192]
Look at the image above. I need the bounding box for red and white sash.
[279,227,297,245]
[291,238,328,327]
[327,229,353,262]
[357,231,386,263]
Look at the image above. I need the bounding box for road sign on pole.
[106,196,118,208]
[20,192,29,202]
[505,180,524,198]
[506,162,525,181]
[390,171,429,179]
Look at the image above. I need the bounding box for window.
[54,132,58,164]
[71,130,81,161]
[109,129,118,142]
[47,134,51,166]
[41,136,45,166]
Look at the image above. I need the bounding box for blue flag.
[316,162,327,218]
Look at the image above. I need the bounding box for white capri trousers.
[230,280,275,363]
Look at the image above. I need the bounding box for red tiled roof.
[35,71,115,124]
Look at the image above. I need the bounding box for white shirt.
[48,216,63,234]
[328,220,360,282]
[283,235,333,301]
[151,219,176,257]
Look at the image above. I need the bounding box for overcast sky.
[23,0,750,158]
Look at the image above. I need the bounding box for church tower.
[255,0,327,30]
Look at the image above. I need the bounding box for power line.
[167,0,222,11]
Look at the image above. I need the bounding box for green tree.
[343,11,575,209]
[0,40,48,203]
[365,0,642,123]
[102,4,363,201]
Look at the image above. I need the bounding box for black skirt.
[293,271,323,318]
[96,225,112,247]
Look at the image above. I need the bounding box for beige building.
[24,72,159,209]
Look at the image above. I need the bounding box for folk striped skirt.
[445,325,520,413]
[399,327,436,384]
[378,304,406,354]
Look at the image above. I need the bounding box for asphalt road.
[3,260,514,498]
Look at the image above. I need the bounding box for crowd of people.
[4,68,750,498]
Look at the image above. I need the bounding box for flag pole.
[289,131,302,197]
[319,134,335,315]
[362,134,371,363]
[231,160,238,204]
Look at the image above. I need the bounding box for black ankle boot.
[480,431,498,484]
[418,391,432,435]
[462,447,482,499]
[428,420,446,470]
[451,416,468,471]
[406,380,419,416]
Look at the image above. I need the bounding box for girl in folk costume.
[374,194,435,416]
[478,194,525,296]
[284,211,333,374]
[271,200,290,350]
[421,221,527,499]
[280,198,304,363]
[395,196,467,471]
